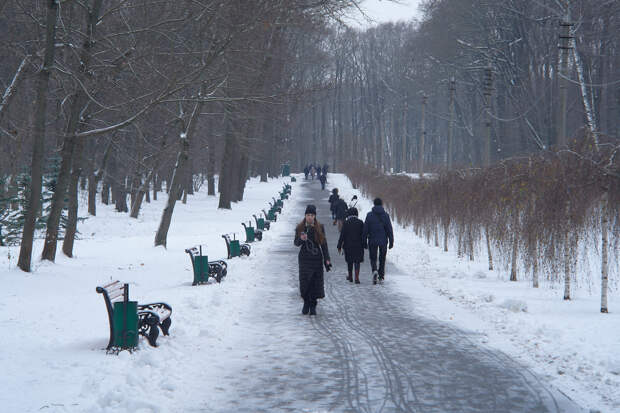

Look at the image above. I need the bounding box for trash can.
[113,300,138,349]
[256,218,265,231]
[193,255,211,284]
[281,163,290,177]
[229,239,241,257]
[244,226,255,243]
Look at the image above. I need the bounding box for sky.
[344,0,424,29]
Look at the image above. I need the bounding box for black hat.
[347,207,358,217]
[373,197,383,206]
[305,204,317,215]
[332,188,338,195]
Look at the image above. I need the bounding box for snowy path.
[197,180,585,412]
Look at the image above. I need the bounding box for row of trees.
[291,0,620,173]
[344,136,619,311]
[0,0,362,271]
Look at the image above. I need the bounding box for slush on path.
[215,180,585,413]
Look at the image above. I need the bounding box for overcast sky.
[344,0,424,29]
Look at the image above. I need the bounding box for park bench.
[241,221,262,242]
[269,199,282,214]
[222,234,251,258]
[96,280,172,352]
[263,208,277,222]
[253,214,270,231]
[185,246,228,284]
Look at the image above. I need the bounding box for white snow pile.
[498,298,528,313]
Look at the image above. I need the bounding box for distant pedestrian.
[304,165,309,180]
[337,207,364,284]
[294,205,331,315]
[334,196,348,232]
[362,198,394,284]
[319,173,327,190]
[328,188,339,220]
[317,166,322,176]
[323,163,329,175]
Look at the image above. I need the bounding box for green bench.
[96,280,172,353]
[222,234,251,258]
[185,246,227,284]
[253,214,270,231]
[241,221,262,242]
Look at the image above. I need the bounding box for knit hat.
[332,188,338,195]
[305,204,317,215]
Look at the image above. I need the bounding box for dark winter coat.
[337,216,364,263]
[328,194,339,212]
[294,223,331,300]
[334,198,348,220]
[319,174,327,185]
[362,205,394,247]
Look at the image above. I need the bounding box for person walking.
[319,173,327,190]
[362,198,394,284]
[294,205,331,315]
[328,188,339,221]
[334,196,348,232]
[304,165,309,180]
[337,207,364,284]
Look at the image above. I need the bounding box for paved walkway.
[210,180,584,413]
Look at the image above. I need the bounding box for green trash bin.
[281,163,290,177]
[256,218,265,231]
[113,300,138,349]
[193,255,211,284]
[229,239,241,257]
[245,225,255,243]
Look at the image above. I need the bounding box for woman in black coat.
[294,204,331,315]
[337,207,364,283]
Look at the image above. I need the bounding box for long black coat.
[294,223,331,300]
[337,216,364,263]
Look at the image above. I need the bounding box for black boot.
[309,300,317,315]
[302,300,310,315]
[346,270,353,282]
[355,268,360,284]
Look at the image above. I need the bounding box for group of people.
[294,189,394,316]
[304,163,329,190]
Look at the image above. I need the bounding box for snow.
[328,173,620,413]
[0,173,617,412]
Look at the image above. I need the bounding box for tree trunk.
[18,0,58,272]
[154,138,189,247]
[600,192,609,313]
[485,227,493,270]
[41,0,103,262]
[88,173,97,216]
[62,138,85,258]
[130,169,154,218]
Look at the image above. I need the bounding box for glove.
[389,242,393,250]
[325,262,332,272]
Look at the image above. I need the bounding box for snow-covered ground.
[328,173,620,413]
[0,173,617,412]
[0,176,300,412]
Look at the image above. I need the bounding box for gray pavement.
[215,179,584,413]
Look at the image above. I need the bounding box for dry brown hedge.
[343,141,619,288]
